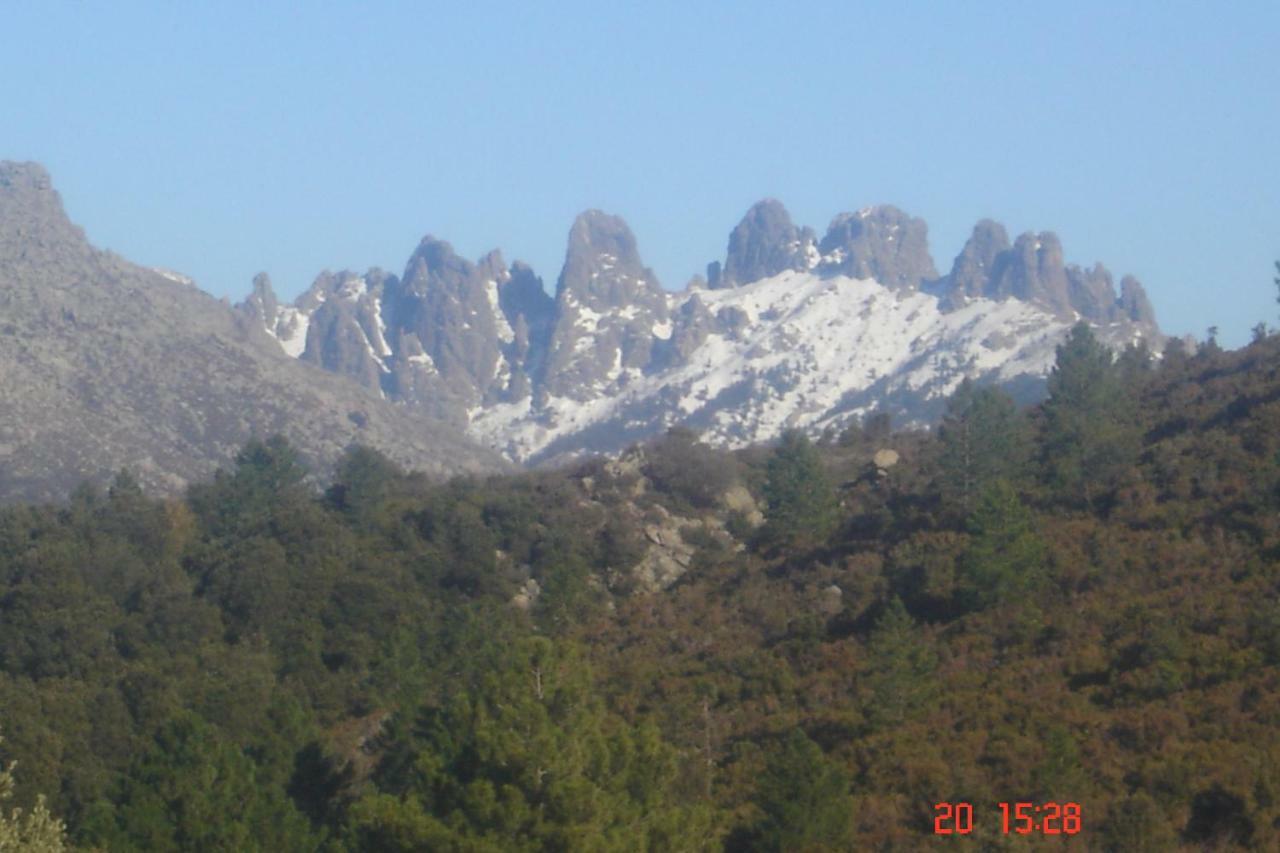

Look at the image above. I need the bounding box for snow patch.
[486,279,515,344]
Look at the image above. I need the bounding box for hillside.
[0,163,506,501]
[0,325,1275,849]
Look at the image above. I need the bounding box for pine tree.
[863,597,939,727]
[1041,323,1140,507]
[749,729,852,852]
[187,435,312,537]
[761,430,837,548]
[938,379,1030,508]
[957,480,1046,610]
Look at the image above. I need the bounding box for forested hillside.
[2,324,1279,851]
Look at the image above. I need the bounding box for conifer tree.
[749,729,852,852]
[1041,323,1139,507]
[863,597,939,727]
[938,379,1030,508]
[761,430,837,548]
[957,479,1046,610]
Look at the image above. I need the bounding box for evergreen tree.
[350,635,713,851]
[749,729,852,852]
[957,480,1046,610]
[1041,323,1140,507]
[325,444,404,524]
[187,435,312,537]
[761,430,837,549]
[937,379,1030,508]
[862,597,939,727]
[82,712,318,851]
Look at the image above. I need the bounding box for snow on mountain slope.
[242,198,1161,465]
[466,269,1075,461]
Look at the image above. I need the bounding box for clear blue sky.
[6,1,1278,344]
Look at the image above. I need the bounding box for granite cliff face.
[712,199,816,289]
[247,196,1161,466]
[0,162,505,502]
[939,221,1158,333]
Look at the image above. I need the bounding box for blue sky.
[6,1,1278,344]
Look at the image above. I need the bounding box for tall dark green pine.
[938,379,1031,509]
[749,728,852,852]
[187,435,312,537]
[957,479,1046,611]
[1041,323,1139,507]
[761,430,837,549]
[863,597,939,727]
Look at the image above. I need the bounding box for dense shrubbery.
[1,325,1279,849]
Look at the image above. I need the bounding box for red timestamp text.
[933,801,1083,835]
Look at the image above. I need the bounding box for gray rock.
[817,205,938,291]
[717,199,817,288]
[941,219,1010,309]
[540,210,669,398]
[1119,275,1158,331]
[0,162,506,502]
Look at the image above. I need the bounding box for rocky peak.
[542,211,669,398]
[0,161,90,263]
[297,269,392,392]
[1066,262,1117,322]
[402,236,473,294]
[1119,275,1158,330]
[985,231,1073,317]
[816,205,937,291]
[236,271,282,335]
[942,219,1010,309]
[714,198,816,288]
[938,222,1159,333]
[394,238,504,399]
[477,248,509,285]
[556,210,665,309]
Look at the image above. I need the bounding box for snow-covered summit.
[240,199,1161,464]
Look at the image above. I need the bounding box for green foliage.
[642,427,736,511]
[957,480,1046,610]
[862,597,938,728]
[1274,259,1280,315]
[1029,725,1085,800]
[937,379,1030,508]
[761,430,836,549]
[350,635,713,851]
[1041,323,1140,507]
[0,731,68,852]
[747,729,851,852]
[1100,791,1177,851]
[325,444,405,524]
[187,435,312,537]
[3,333,1280,848]
[81,712,317,852]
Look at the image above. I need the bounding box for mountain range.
[240,197,1160,465]
[0,161,1161,499]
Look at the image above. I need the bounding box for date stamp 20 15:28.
[934,801,1083,836]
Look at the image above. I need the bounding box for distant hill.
[0,162,506,501]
